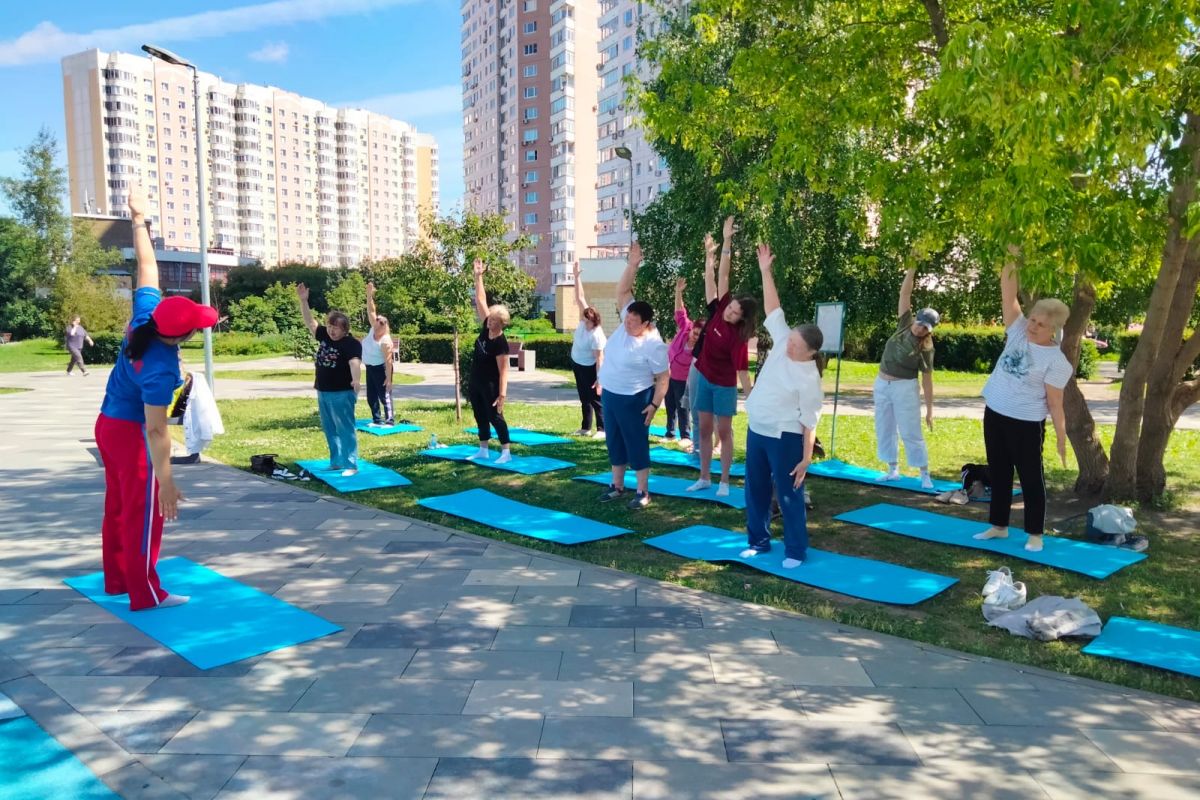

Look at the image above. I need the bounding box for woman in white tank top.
[362,282,395,426]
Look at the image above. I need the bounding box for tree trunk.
[1060,276,1107,495]
[1104,111,1200,501]
[920,0,950,50]
[452,327,463,422]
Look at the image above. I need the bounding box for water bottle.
[429,433,440,449]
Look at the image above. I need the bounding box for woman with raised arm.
[362,282,395,427]
[297,282,362,476]
[688,216,757,497]
[873,264,940,488]
[740,243,825,568]
[468,258,513,464]
[569,261,607,438]
[972,249,1072,552]
[663,277,696,444]
[596,241,670,509]
[95,185,217,611]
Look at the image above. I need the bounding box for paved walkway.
[1,371,1199,799]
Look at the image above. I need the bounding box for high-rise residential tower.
[62,48,439,267]
[461,0,600,297]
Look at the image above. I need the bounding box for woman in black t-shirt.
[297,283,363,476]
[469,259,512,463]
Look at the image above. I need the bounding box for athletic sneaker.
[592,430,606,439]
[573,428,592,436]
[598,485,624,502]
[368,422,384,428]
[627,491,651,509]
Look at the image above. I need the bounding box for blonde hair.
[487,304,511,326]
[1030,298,1070,331]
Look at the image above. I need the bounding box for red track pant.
[95,413,168,610]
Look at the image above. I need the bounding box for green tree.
[0,127,68,271]
[228,295,280,335]
[326,271,368,331]
[51,219,128,333]
[638,0,1199,503]
[0,217,49,338]
[262,281,304,334]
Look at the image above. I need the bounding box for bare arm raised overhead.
[615,240,643,310]
[473,258,489,322]
[296,283,317,336]
[757,243,780,316]
[717,215,736,298]
[128,185,158,291]
[703,232,718,304]
[1000,246,1024,328]
[898,265,917,318]
[573,261,589,315]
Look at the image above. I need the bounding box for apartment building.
[461,0,600,297]
[62,49,440,268]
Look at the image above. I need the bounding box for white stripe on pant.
[873,376,928,468]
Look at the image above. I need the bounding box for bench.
[508,341,536,372]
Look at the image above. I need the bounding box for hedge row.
[1117,331,1199,378]
[83,331,292,364]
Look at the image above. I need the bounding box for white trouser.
[873,376,928,468]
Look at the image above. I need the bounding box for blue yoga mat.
[646,526,957,605]
[64,557,342,670]
[808,459,1021,501]
[355,419,423,436]
[648,425,668,437]
[422,445,574,475]
[296,458,412,492]
[418,488,631,545]
[464,426,571,446]
[574,472,746,509]
[649,446,745,478]
[835,503,1145,579]
[0,716,120,800]
[1082,617,1200,679]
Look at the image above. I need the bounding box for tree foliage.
[51,219,127,333]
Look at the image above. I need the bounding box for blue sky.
[0,0,465,211]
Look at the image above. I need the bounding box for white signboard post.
[815,302,847,459]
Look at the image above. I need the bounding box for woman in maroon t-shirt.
[688,216,758,497]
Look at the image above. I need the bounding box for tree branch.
[921,0,950,51]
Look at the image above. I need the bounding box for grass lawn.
[0,387,30,394]
[196,396,1200,702]
[212,368,423,384]
[0,337,294,372]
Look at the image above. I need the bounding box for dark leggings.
[664,377,689,438]
[469,381,510,445]
[983,406,1047,534]
[571,360,604,431]
[67,347,87,374]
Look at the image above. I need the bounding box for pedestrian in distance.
[65,315,94,375]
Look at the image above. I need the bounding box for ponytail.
[813,352,827,377]
[796,323,826,375]
[124,318,159,361]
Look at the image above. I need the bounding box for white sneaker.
[686,479,712,492]
[739,548,762,558]
[572,428,590,436]
[981,566,1013,598]
[715,482,730,497]
[158,594,190,608]
[340,468,359,478]
[781,558,803,569]
[592,430,606,439]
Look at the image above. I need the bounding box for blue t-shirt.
[100,287,183,423]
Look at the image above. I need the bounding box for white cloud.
[342,84,462,120]
[249,41,290,63]
[0,0,423,67]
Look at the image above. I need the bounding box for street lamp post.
[142,44,214,392]
[614,145,634,247]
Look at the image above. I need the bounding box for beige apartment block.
[62,49,440,268]
[462,0,601,299]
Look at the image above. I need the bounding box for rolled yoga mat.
[296,458,412,492]
[64,557,342,670]
[1082,617,1200,679]
[835,503,1145,579]
[421,444,574,475]
[645,526,958,605]
[574,472,746,510]
[418,488,631,545]
[465,426,571,446]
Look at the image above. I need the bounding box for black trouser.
[67,347,87,374]
[983,406,1047,534]
[664,377,689,438]
[365,363,393,424]
[571,360,604,432]
[469,380,510,445]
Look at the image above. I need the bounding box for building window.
[523,43,537,55]
[525,170,538,182]
[525,149,537,161]
[523,0,536,9]
[523,21,537,33]
[524,86,537,99]
[525,191,538,203]
[523,65,537,77]
[522,128,538,143]
[524,212,538,225]
[524,108,538,121]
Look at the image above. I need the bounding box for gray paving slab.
[215,755,438,799]
[0,588,37,604]
[314,599,447,625]
[0,651,32,683]
[63,623,167,649]
[273,578,399,605]
[13,588,81,604]
[901,723,1121,770]
[291,676,474,714]
[856,652,1039,689]
[463,679,634,717]
[135,755,248,800]
[1130,696,1200,733]
[40,675,158,711]
[349,567,474,586]
[797,687,985,725]
[318,517,418,532]
[437,599,573,627]
[960,688,1165,730]
[246,646,415,680]
[121,676,315,712]
[160,711,371,756]
[382,540,488,556]
[465,567,581,586]
[633,681,806,721]
[830,764,1050,799]
[346,622,499,650]
[513,586,638,606]
[0,691,24,720]
[722,719,922,765]
[4,645,123,675]
[557,652,715,683]
[88,647,262,678]
[402,650,563,681]
[1081,728,1200,774]
[99,761,192,800]
[423,757,633,800]
[0,603,72,624]
[1032,768,1200,799]
[710,654,874,687]
[425,555,534,570]
[633,761,840,799]
[569,605,705,628]
[539,717,727,762]
[635,627,780,654]
[349,713,544,758]
[491,626,635,653]
[83,709,198,753]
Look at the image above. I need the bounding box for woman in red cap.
[95,185,218,611]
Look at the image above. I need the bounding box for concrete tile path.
[1,369,1199,798]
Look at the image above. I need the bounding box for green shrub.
[929,325,1008,373]
[83,332,124,364]
[507,316,557,337]
[1076,338,1098,380]
[210,332,289,356]
[288,327,318,361]
[520,334,575,370]
[1117,330,1199,378]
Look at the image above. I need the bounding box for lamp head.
[141,44,194,69]
[614,145,633,161]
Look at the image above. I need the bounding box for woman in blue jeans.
[741,243,824,568]
[297,283,362,477]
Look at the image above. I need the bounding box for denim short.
[601,387,653,471]
[692,370,738,417]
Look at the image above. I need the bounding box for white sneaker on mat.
[781,558,803,569]
[340,468,358,478]
[686,479,712,492]
[158,594,190,608]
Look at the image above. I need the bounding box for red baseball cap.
[152,296,219,338]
